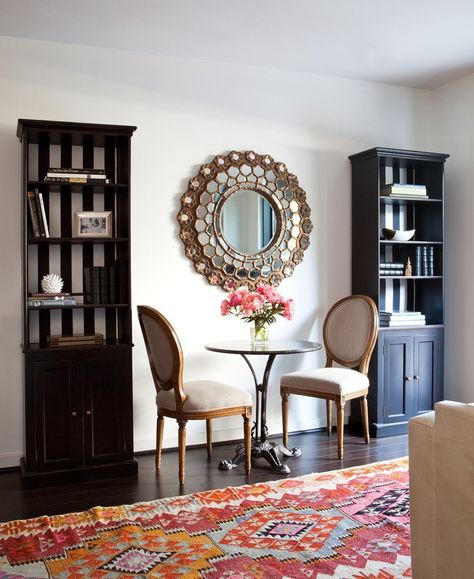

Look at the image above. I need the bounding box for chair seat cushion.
[157,380,252,413]
[280,367,369,395]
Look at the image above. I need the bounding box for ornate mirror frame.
[177,150,312,290]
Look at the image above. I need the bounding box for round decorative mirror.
[177,150,312,290]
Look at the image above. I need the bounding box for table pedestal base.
[218,440,301,474]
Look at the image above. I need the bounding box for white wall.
[0,35,434,467]
[433,73,474,402]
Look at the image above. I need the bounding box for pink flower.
[241,292,265,316]
[283,299,295,320]
[228,286,249,307]
[256,284,282,304]
[221,300,230,316]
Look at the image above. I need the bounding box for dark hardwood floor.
[0,430,408,524]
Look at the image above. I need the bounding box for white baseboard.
[0,451,22,469]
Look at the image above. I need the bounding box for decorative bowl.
[381,228,415,241]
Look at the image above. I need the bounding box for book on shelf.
[34,189,50,237]
[44,176,111,184]
[381,183,428,197]
[380,319,426,327]
[413,245,435,276]
[380,310,424,317]
[422,246,429,276]
[29,292,70,298]
[379,262,404,276]
[380,262,404,268]
[28,297,76,307]
[46,172,107,180]
[47,167,106,176]
[84,265,120,304]
[27,190,42,237]
[84,266,100,304]
[380,271,405,276]
[47,333,104,347]
[388,193,428,199]
[428,246,434,276]
[380,310,426,326]
[415,246,422,276]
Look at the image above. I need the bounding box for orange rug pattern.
[0,458,411,578]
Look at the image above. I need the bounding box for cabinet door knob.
[405,376,412,381]
[85,410,92,416]
[71,411,78,417]
[414,375,420,380]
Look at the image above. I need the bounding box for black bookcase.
[17,119,138,486]
[349,147,448,436]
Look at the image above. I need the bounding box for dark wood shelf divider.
[18,119,138,487]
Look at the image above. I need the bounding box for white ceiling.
[1,0,473,89]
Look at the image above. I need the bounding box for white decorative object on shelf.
[381,228,416,241]
[41,273,64,294]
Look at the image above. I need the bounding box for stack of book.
[414,246,435,276]
[381,183,428,199]
[48,333,104,347]
[379,310,426,327]
[27,189,49,238]
[27,293,76,307]
[380,262,404,276]
[44,167,110,185]
[84,265,119,304]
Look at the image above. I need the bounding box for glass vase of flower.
[220,284,294,342]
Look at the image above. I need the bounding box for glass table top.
[204,340,322,355]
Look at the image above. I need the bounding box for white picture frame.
[73,211,112,238]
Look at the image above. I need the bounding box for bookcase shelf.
[350,147,448,438]
[27,303,130,310]
[27,181,129,190]
[379,276,442,280]
[27,237,129,244]
[380,240,443,245]
[23,339,132,353]
[379,196,442,205]
[18,119,138,487]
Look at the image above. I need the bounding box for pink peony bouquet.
[221,284,294,333]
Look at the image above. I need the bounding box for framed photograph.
[73,211,112,238]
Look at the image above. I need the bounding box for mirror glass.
[220,189,276,254]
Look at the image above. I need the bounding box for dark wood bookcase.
[349,147,448,436]
[17,119,138,486]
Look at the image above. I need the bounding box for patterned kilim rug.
[0,458,410,578]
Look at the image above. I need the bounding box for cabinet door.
[381,334,414,424]
[31,359,82,470]
[82,355,130,465]
[413,330,444,416]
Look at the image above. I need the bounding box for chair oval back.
[137,306,184,396]
[323,295,378,374]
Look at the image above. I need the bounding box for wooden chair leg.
[243,410,251,475]
[206,419,212,457]
[336,397,346,459]
[360,395,370,444]
[281,391,289,447]
[178,419,187,484]
[326,399,332,436]
[156,414,164,469]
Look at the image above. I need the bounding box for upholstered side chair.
[280,295,378,459]
[137,305,253,484]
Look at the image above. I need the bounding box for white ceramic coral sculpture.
[41,273,64,294]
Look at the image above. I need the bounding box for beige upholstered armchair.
[409,401,474,579]
[138,305,253,484]
[280,295,378,459]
